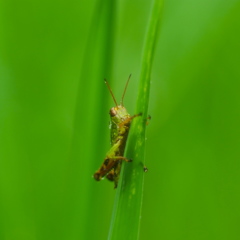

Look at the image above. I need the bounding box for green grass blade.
[67,1,116,239]
[108,1,164,239]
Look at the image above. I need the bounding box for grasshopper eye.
[110,108,117,117]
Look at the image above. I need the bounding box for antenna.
[121,74,131,106]
[105,79,118,107]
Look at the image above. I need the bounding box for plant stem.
[108,0,164,239]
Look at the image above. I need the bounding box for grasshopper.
[94,75,142,188]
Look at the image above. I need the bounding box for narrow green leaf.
[67,0,116,239]
[108,0,164,239]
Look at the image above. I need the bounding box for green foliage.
[0,1,240,240]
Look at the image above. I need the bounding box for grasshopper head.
[110,105,130,120]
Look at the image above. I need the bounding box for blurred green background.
[0,0,240,240]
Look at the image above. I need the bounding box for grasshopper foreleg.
[145,115,151,125]
[118,112,142,128]
[111,156,132,162]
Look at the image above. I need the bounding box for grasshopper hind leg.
[106,170,114,181]
[106,158,129,188]
[95,156,132,188]
[106,161,122,189]
[93,157,115,181]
